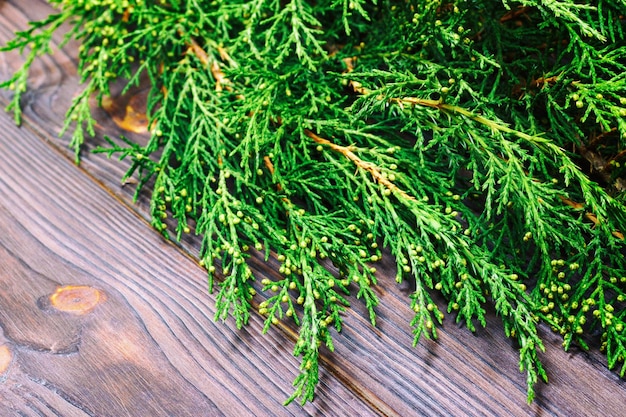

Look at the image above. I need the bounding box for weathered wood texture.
[0,1,625,416]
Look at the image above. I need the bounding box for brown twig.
[185,35,236,94]
[186,36,209,65]
[500,6,532,23]
[560,196,624,239]
[304,130,415,201]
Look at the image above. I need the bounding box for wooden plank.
[0,100,378,416]
[1,0,625,415]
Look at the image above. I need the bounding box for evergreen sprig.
[3,0,626,405]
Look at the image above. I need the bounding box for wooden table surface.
[0,1,625,416]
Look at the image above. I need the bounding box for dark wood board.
[1,1,625,415]
[0,79,385,416]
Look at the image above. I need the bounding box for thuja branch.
[3,0,626,407]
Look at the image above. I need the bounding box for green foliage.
[3,0,626,405]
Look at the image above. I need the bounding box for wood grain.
[1,1,625,416]
[0,103,384,415]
